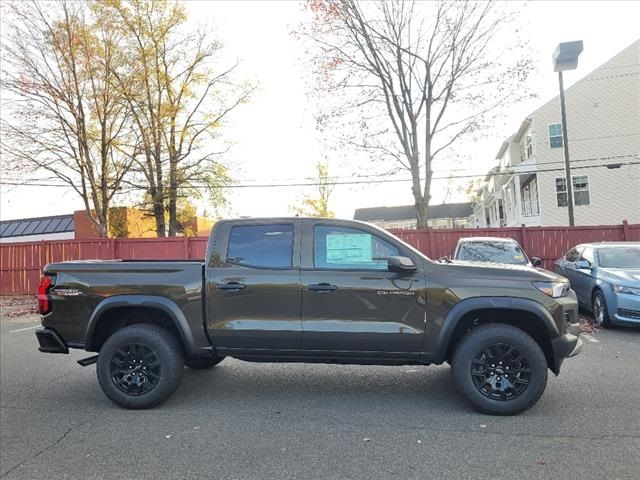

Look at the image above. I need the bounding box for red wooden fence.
[1,222,638,295]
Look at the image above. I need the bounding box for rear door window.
[227,224,294,269]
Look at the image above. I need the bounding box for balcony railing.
[521,199,540,217]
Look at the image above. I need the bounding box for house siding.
[533,40,640,225]
[472,40,640,227]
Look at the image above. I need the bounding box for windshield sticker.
[326,234,372,263]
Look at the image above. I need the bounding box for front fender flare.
[430,296,559,364]
[85,295,196,354]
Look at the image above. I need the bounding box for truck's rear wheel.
[451,324,548,415]
[185,356,225,370]
[96,324,184,409]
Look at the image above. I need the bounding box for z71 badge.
[53,288,82,296]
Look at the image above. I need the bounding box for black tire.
[185,356,225,370]
[451,324,548,416]
[96,324,184,409]
[591,290,612,328]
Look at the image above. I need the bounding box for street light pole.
[557,71,575,226]
[552,40,583,227]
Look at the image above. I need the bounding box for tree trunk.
[415,196,429,229]
[168,119,178,236]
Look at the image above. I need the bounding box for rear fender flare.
[85,295,196,354]
[431,297,559,363]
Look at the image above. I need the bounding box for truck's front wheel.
[96,324,184,409]
[451,324,548,415]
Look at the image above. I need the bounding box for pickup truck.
[36,218,582,415]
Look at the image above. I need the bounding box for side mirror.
[575,259,591,270]
[388,256,417,273]
[531,256,542,267]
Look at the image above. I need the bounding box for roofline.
[0,213,73,225]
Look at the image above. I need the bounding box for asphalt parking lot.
[1,314,639,480]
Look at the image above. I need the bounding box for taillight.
[37,275,52,315]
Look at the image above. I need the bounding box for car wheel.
[451,324,548,416]
[591,290,612,328]
[185,356,225,370]
[97,324,184,409]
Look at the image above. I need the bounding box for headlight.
[532,281,570,298]
[613,285,640,296]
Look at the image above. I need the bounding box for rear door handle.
[308,283,337,292]
[217,282,246,291]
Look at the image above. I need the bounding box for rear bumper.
[35,328,69,354]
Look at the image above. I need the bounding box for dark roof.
[353,203,473,222]
[0,214,74,238]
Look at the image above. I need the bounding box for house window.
[549,123,563,149]
[520,134,534,161]
[573,175,590,205]
[555,176,591,207]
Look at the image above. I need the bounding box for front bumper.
[550,333,582,374]
[35,328,69,354]
[611,293,640,326]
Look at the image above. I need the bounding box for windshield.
[597,247,640,268]
[457,241,529,265]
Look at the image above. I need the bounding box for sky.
[1,0,639,222]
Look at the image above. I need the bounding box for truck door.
[300,222,426,355]
[205,222,302,351]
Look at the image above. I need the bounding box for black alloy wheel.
[470,343,531,401]
[110,343,161,396]
[452,323,548,415]
[97,324,184,409]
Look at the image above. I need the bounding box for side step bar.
[77,355,99,367]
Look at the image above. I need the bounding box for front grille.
[618,308,640,320]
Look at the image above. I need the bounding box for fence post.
[622,220,629,241]
[111,238,116,259]
[428,228,435,258]
[184,236,190,258]
[520,224,528,253]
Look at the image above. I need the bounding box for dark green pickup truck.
[36,218,582,415]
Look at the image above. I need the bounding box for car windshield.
[597,247,640,268]
[457,241,528,265]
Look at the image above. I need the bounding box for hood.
[431,260,566,282]
[599,268,640,287]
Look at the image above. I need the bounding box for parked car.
[451,237,542,267]
[36,217,582,415]
[554,242,640,327]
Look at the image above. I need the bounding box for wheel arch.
[85,295,197,355]
[433,297,560,373]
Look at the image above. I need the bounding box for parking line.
[9,325,40,333]
[582,333,600,343]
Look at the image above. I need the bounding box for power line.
[1,156,638,190]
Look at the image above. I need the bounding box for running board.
[77,355,99,367]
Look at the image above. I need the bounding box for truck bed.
[42,260,208,352]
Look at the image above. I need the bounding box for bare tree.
[103,0,254,236]
[290,161,335,217]
[302,0,533,227]
[1,0,134,236]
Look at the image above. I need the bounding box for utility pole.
[552,41,583,227]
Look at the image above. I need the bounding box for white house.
[471,40,640,228]
[354,203,473,229]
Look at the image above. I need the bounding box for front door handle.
[217,282,246,291]
[308,283,337,292]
